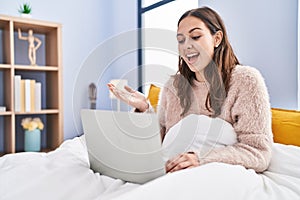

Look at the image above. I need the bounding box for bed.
[0,134,300,200]
[1,108,300,200]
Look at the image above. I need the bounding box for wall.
[198,0,298,109]
[0,0,138,140]
[1,0,298,145]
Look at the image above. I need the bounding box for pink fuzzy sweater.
[158,65,273,172]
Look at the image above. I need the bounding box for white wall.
[198,0,298,109]
[1,0,298,144]
[0,0,138,140]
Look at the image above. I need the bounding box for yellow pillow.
[147,84,161,112]
[271,108,300,146]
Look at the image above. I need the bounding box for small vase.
[24,129,41,152]
[20,13,32,18]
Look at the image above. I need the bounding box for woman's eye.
[192,36,201,40]
[177,39,185,44]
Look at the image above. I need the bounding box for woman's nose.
[184,38,193,49]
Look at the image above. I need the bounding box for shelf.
[0,111,12,116]
[1,14,61,31]
[14,65,59,71]
[15,109,59,115]
[0,15,63,155]
[0,18,11,65]
[0,64,11,69]
[41,148,53,153]
[14,148,52,154]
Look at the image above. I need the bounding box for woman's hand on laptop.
[165,152,200,173]
[107,83,149,112]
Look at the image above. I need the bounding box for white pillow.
[162,114,237,161]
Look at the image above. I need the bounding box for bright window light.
[143,0,198,87]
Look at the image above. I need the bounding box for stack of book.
[14,75,42,112]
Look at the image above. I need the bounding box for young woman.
[108,6,273,173]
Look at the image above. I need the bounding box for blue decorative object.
[24,129,41,152]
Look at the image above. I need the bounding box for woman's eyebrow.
[177,27,202,37]
[189,27,202,33]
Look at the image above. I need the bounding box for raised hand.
[107,83,149,112]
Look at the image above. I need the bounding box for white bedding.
[1,135,300,200]
[162,114,237,160]
[0,137,139,200]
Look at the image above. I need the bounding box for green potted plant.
[18,3,32,18]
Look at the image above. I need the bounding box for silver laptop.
[81,109,166,184]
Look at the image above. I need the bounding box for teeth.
[186,53,199,61]
[186,53,198,58]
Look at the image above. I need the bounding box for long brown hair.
[174,7,239,117]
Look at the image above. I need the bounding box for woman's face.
[177,16,218,80]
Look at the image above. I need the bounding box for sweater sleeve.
[158,83,168,140]
[158,77,179,140]
[197,67,273,172]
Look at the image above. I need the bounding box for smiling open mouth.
[186,53,199,62]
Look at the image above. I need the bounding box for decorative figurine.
[89,83,97,109]
[18,28,42,66]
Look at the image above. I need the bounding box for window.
[141,0,198,90]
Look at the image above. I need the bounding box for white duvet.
[162,114,237,160]
[1,117,300,200]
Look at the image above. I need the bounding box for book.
[14,75,21,112]
[35,82,41,111]
[30,79,36,111]
[24,79,31,112]
[20,80,25,112]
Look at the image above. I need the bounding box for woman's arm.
[158,83,168,141]
[197,66,273,172]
